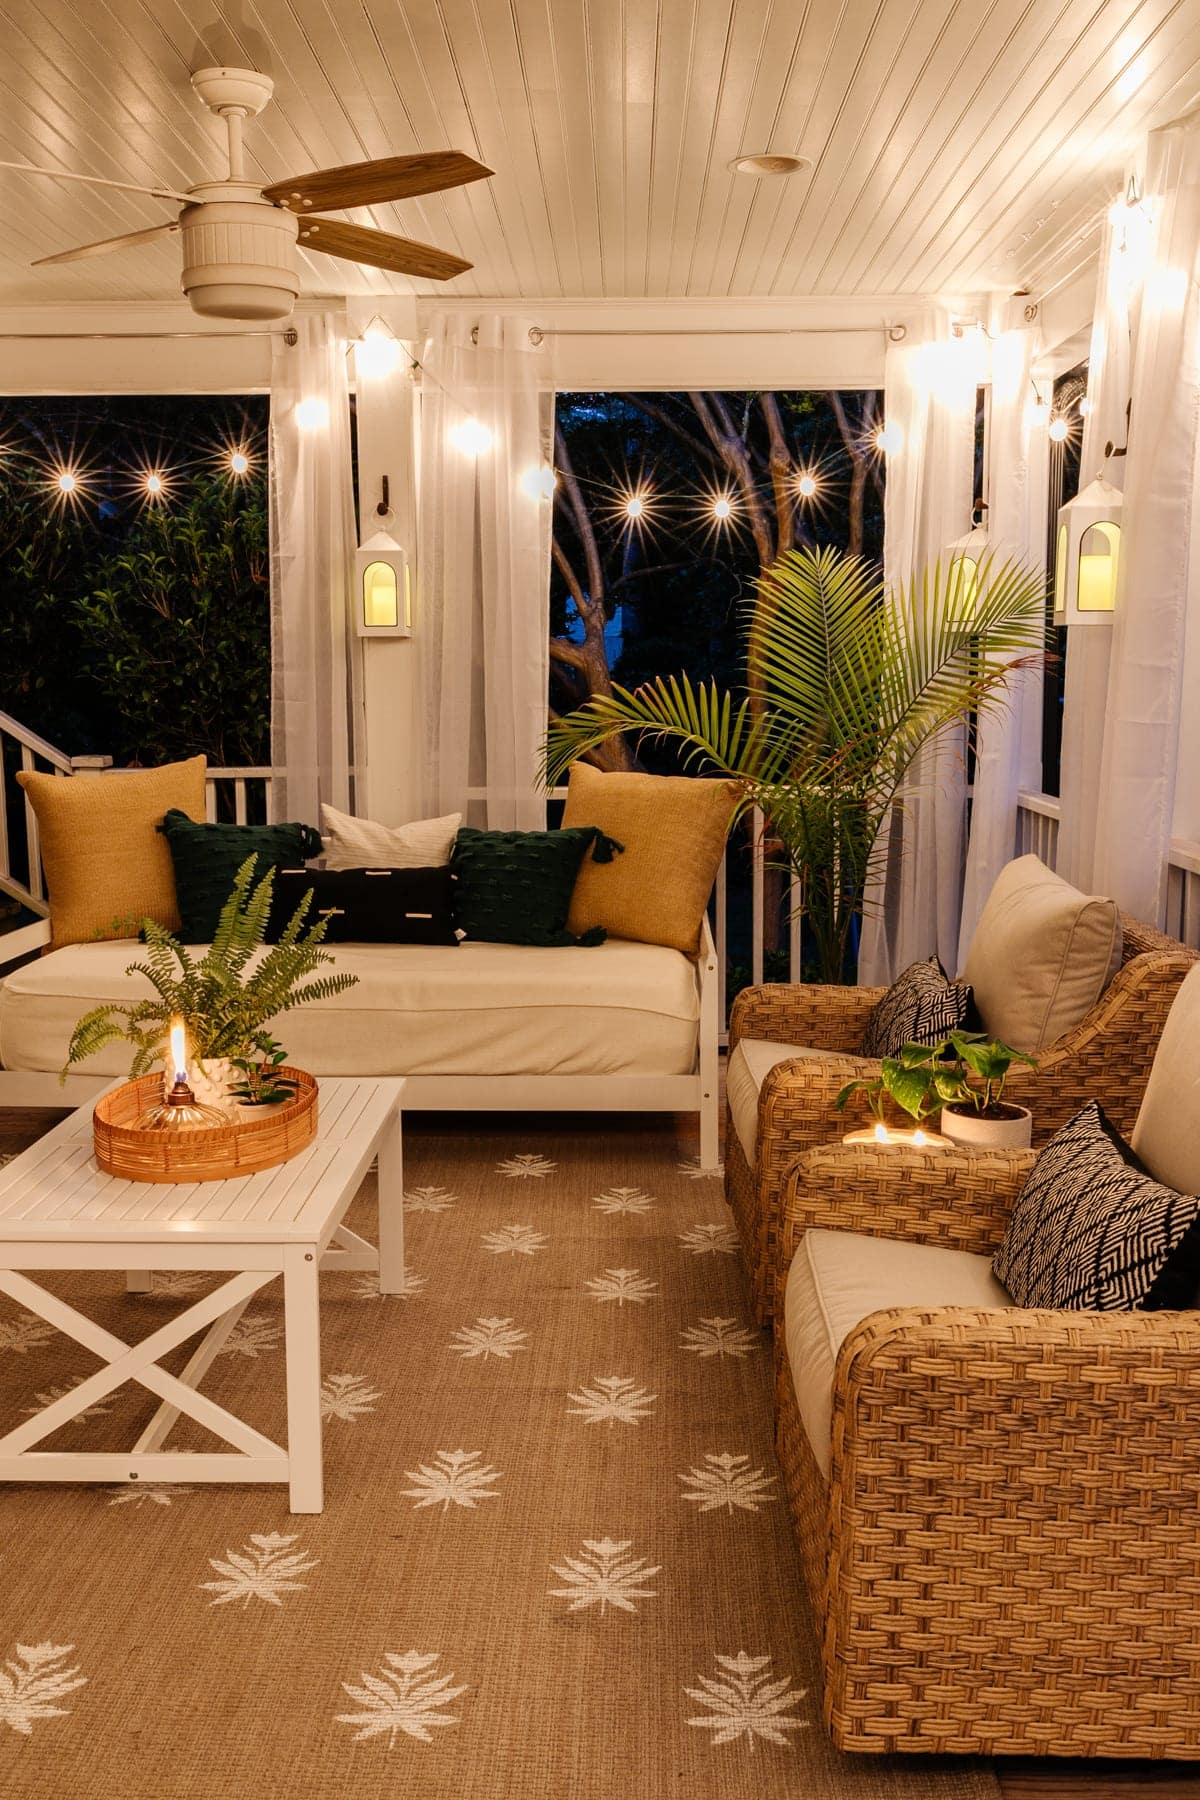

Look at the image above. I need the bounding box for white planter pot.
[938,1104,1032,1150]
[190,1057,239,1121]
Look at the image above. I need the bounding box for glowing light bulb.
[796,472,818,499]
[296,396,330,430]
[1032,400,1050,428]
[625,493,645,519]
[1078,396,1092,417]
[57,470,76,494]
[1048,416,1069,442]
[521,464,558,498]
[450,417,493,456]
[145,472,164,495]
[356,326,402,378]
[874,421,904,455]
[229,450,250,476]
[712,496,733,521]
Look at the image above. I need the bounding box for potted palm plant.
[543,544,1047,983]
[63,855,356,1116]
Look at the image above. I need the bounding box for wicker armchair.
[773,1139,1200,1759]
[727,914,1195,1322]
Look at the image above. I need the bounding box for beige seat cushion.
[16,757,206,949]
[960,853,1121,1054]
[562,763,738,955]
[727,1038,839,1165]
[784,1228,1012,1478]
[1132,960,1200,1195]
[0,936,700,1080]
[321,803,462,870]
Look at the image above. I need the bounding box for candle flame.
[168,1017,188,1084]
[873,1122,889,1143]
[912,1128,927,1146]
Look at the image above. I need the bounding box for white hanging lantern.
[1053,475,1123,626]
[355,530,411,637]
[945,505,988,619]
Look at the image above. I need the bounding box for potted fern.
[64,855,356,1116]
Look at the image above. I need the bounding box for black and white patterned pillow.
[861,955,974,1060]
[994,1101,1200,1311]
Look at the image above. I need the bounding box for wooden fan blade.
[297,218,471,280]
[264,151,491,213]
[32,221,181,267]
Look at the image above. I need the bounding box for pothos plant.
[836,1031,1037,1126]
[63,855,356,1091]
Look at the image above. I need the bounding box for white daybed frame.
[0,915,722,1170]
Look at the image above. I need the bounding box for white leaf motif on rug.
[0,1312,55,1357]
[321,1373,382,1421]
[497,1153,556,1178]
[23,1379,110,1422]
[548,1538,661,1616]
[106,1484,193,1508]
[404,1185,457,1213]
[0,1641,87,1737]
[680,1316,759,1359]
[151,1272,212,1297]
[481,1223,548,1256]
[592,1186,655,1215]
[679,1454,778,1515]
[450,1317,528,1360]
[685,1651,808,1748]
[566,1376,657,1426]
[677,1158,724,1180]
[678,1222,739,1257]
[354,1269,426,1301]
[401,1449,501,1511]
[585,1268,659,1306]
[201,1532,317,1608]
[337,1650,468,1746]
[215,1313,283,1359]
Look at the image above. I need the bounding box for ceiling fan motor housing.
[179,188,299,320]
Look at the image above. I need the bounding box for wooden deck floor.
[999,1765,1200,1797]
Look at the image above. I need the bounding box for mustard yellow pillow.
[17,755,207,947]
[563,763,739,954]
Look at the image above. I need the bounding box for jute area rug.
[0,1110,999,1800]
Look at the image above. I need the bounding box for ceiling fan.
[4,66,491,321]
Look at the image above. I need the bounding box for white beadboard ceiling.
[0,0,1197,310]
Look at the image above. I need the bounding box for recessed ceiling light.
[730,152,810,177]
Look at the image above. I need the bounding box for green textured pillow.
[451,827,620,947]
[159,809,323,943]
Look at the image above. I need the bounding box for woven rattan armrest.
[775,1142,1035,1304]
[728,981,886,1056]
[819,1303,1200,1754]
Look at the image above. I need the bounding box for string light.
[295,396,330,430]
[450,417,493,456]
[520,464,558,498]
[1048,416,1069,442]
[795,470,819,500]
[229,449,251,476]
[46,460,89,508]
[1078,396,1092,417]
[874,421,904,455]
[710,491,736,523]
[56,470,77,494]
[355,323,402,379]
[625,493,645,519]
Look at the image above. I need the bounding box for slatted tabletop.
[0,1077,405,1244]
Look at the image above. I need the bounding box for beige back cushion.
[321,803,462,870]
[17,756,206,948]
[960,854,1122,1054]
[1131,961,1200,1194]
[563,763,738,955]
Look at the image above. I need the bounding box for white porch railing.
[1015,789,1200,951]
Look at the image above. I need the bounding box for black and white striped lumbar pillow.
[993,1101,1200,1311]
[861,955,974,1061]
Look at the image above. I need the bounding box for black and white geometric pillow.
[993,1101,1200,1311]
[861,955,975,1061]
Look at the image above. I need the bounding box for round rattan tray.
[93,1067,318,1183]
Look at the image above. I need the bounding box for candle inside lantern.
[873,1121,890,1144]
[168,1017,189,1086]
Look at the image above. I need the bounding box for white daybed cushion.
[0,938,699,1080]
[726,1038,839,1165]
[784,1227,1011,1479]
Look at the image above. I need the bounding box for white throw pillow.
[321,803,462,871]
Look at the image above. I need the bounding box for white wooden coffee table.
[0,1076,404,1512]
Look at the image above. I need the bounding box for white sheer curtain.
[417,314,553,830]
[269,312,361,823]
[1091,111,1200,922]
[957,310,1049,962]
[858,311,977,984]
[1055,206,1139,890]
